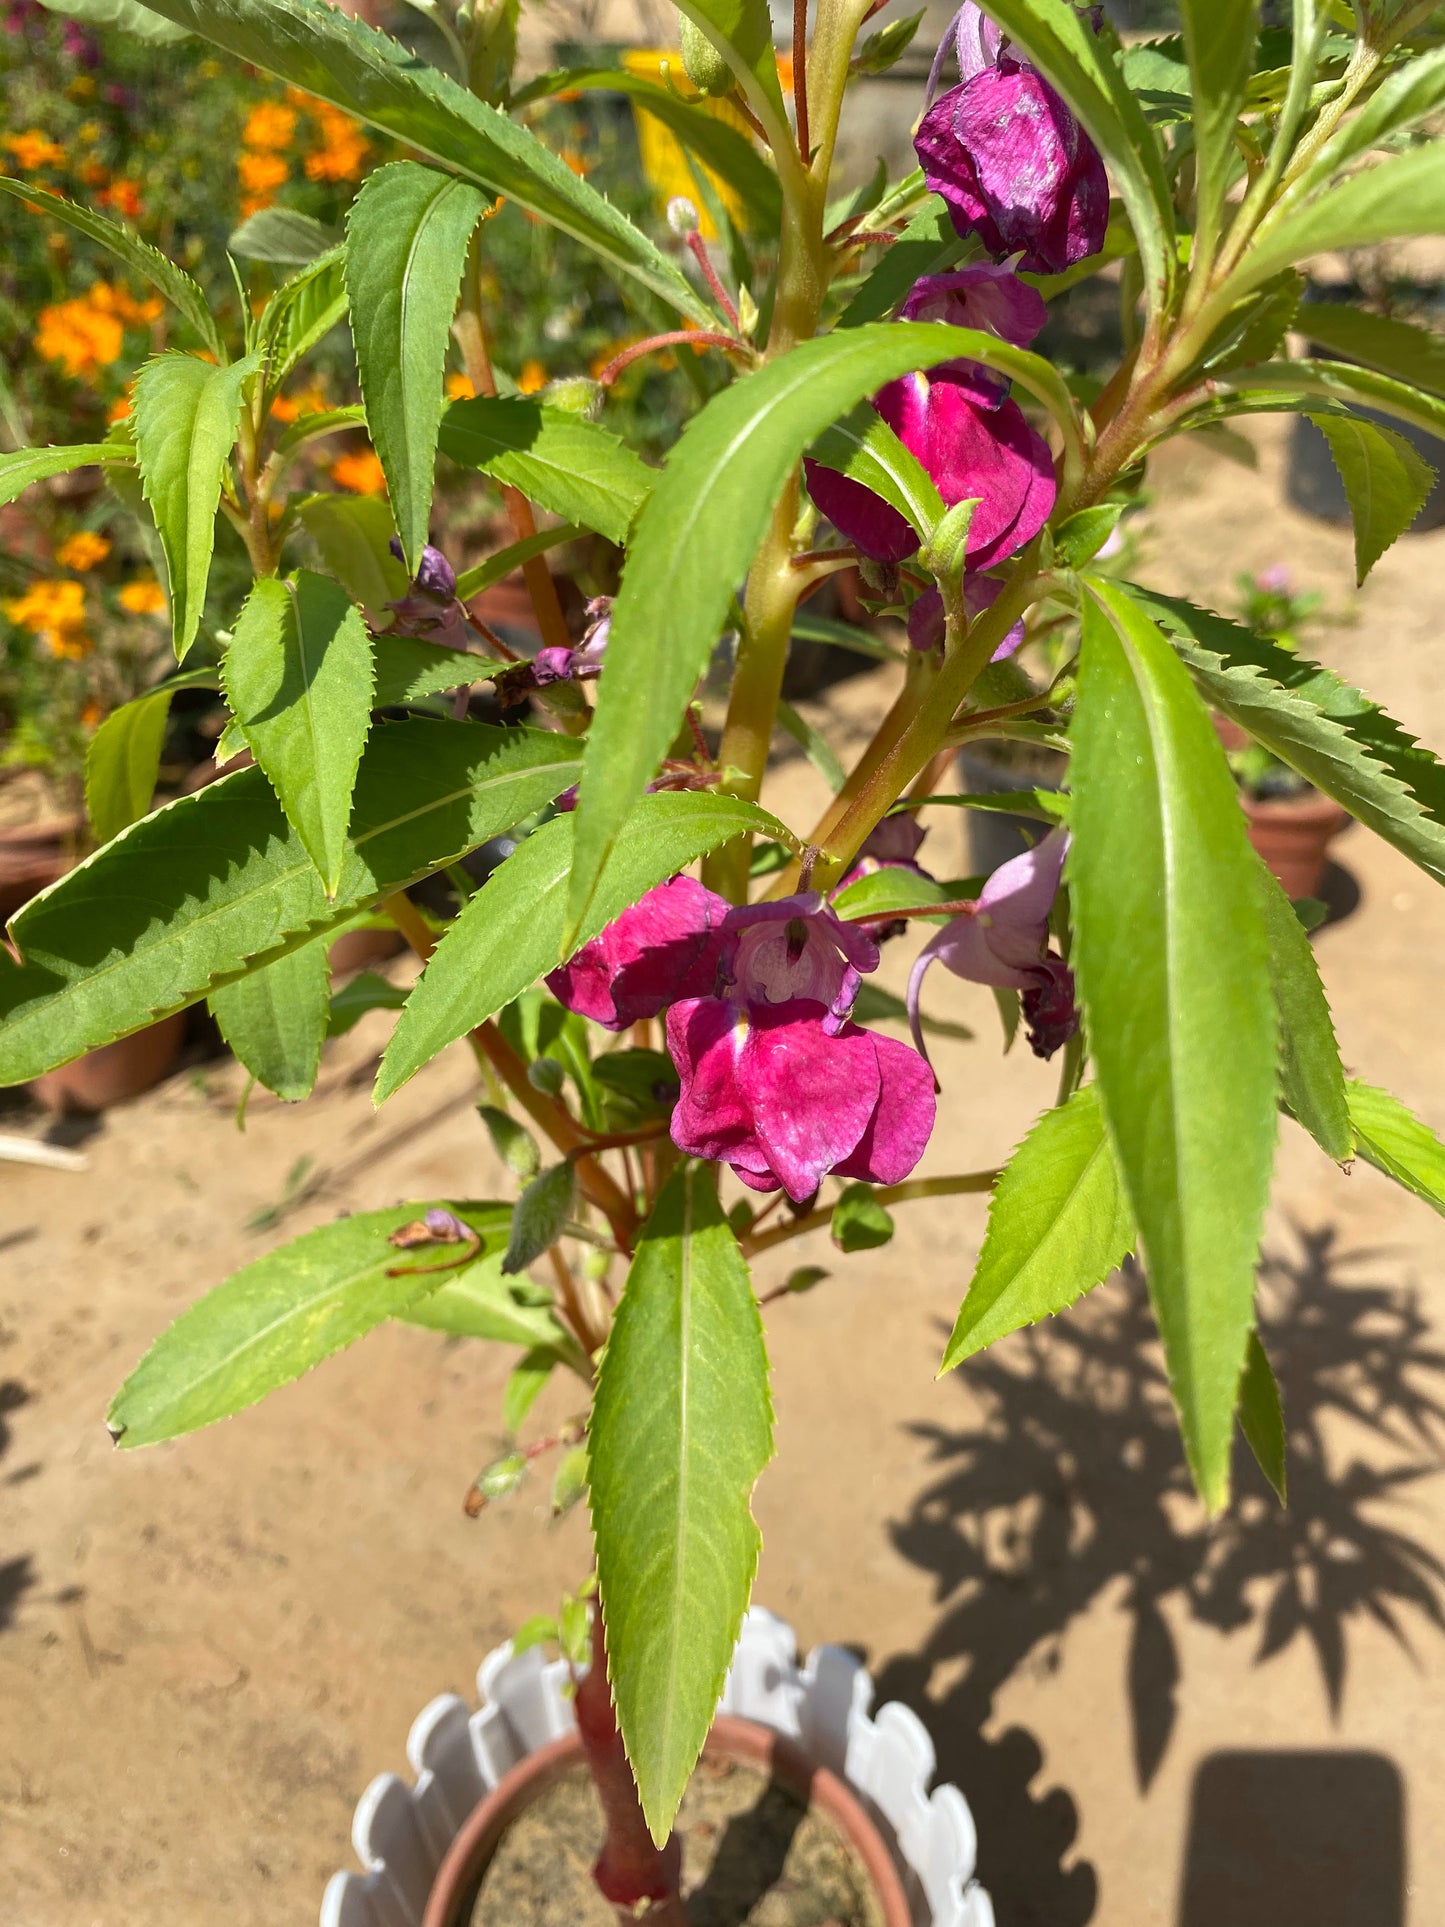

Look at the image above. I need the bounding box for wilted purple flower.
[809,370,1055,571]
[666,996,936,1202]
[834,815,935,944]
[547,875,731,1031]
[899,264,1048,404]
[906,573,1026,658]
[907,826,1078,1061]
[720,892,880,1035]
[915,9,1109,277]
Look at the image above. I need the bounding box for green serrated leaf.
[502,1162,575,1275]
[370,633,483,707]
[210,939,329,1102]
[453,524,585,601]
[0,719,582,1086]
[590,1166,772,1843]
[1292,42,1445,198]
[835,198,965,329]
[261,251,349,387]
[775,699,844,790]
[1258,863,1352,1162]
[297,493,410,615]
[0,441,132,509]
[1180,0,1258,276]
[377,792,792,1102]
[345,163,488,572]
[1132,585,1445,888]
[403,1252,585,1365]
[1346,1079,1445,1217]
[438,397,654,547]
[1306,412,1435,584]
[133,351,259,661]
[569,320,1076,941]
[1236,142,1445,298]
[223,572,375,895]
[0,178,221,356]
[327,967,407,1035]
[84,687,171,845]
[1237,1330,1287,1504]
[941,1085,1135,1372]
[229,206,339,265]
[108,1202,501,1447]
[830,1183,894,1252]
[1071,577,1277,1511]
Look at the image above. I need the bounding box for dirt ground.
[2,417,1444,1927]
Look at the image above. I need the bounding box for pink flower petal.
[834,1030,937,1184]
[803,457,919,563]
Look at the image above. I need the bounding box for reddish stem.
[575,1610,686,1923]
[685,230,742,330]
[597,330,748,387]
[792,0,810,160]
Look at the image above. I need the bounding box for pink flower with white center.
[907,826,1079,1062]
[546,875,730,1031]
[721,892,880,1034]
[666,997,936,1202]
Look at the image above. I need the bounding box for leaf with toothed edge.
[209,940,329,1103]
[1305,413,1435,586]
[1258,863,1353,1165]
[1347,1080,1445,1218]
[0,720,582,1087]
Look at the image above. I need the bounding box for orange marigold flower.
[119,578,167,615]
[93,282,163,325]
[97,178,143,220]
[55,532,112,572]
[3,579,92,657]
[47,627,92,660]
[78,158,109,187]
[81,699,104,729]
[330,449,387,495]
[445,371,476,401]
[561,149,587,178]
[3,130,66,171]
[518,359,548,395]
[270,382,328,423]
[242,101,297,150]
[35,298,123,378]
[107,393,132,423]
[237,150,289,196]
[304,133,370,183]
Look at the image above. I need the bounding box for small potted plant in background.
[4,0,1445,1921]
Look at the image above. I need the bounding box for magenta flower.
[898,265,1048,405]
[666,996,936,1202]
[907,826,1079,1061]
[906,573,1026,658]
[808,370,1054,569]
[915,9,1108,276]
[721,892,879,1033]
[547,875,730,1031]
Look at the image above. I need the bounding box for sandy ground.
[2,418,1444,1927]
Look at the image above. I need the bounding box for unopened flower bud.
[666,195,701,238]
[542,374,603,420]
[679,15,734,97]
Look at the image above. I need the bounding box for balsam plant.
[5,0,1445,1912]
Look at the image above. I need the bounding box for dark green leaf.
[1222,356,1445,447]
[1347,1079,1445,1217]
[589,1165,772,1842]
[569,320,1078,940]
[438,397,654,546]
[210,940,329,1101]
[454,524,585,601]
[831,1183,894,1252]
[262,251,349,385]
[502,1162,575,1275]
[135,0,711,324]
[1297,302,1445,401]
[0,441,131,509]
[941,1084,1135,1371]
[133,351,259,661]
[1258,864,1352,1163]
[345,163,488,571]
[378,791,792,1101]
[326,967,407,1034]
[1306,412,1435,584]
[1071,577,1277,1510]
[371,633,481,707]
[108,1202,501,1446]
[781,1265,828,1295]
[297,493,410,614]
[0,720,581,1085]
[228,206,339,265]
[403,1253,585,1364]
[835,198,964,329]
[84,687,171,844]
[1052,503,1125,569]
[0,177,221,356]
[1237,1331,1287,1504]
[223,572,375,894]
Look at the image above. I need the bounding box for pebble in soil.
[470,1755,886,1927]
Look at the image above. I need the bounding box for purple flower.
[907,826,1078,1061]
[386,540,471,651]
[666,996,936,1202]
[834,816,935,944]
[906,573,1026,658]
[808,371,1054,569]
[899,265,1048,405]
[915,19,1109,277]
[721,892,879,1034]
[511,597,612,690]
[546,876,731,1031]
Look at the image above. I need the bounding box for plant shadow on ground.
[873,1223,1445,1926]
[0,1376,37,1636]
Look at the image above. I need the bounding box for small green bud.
[542,375,603,420]
[679,14,734,97]
[924,496,980,587]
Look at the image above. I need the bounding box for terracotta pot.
[31,1013,187,1114]
[421,1712,912,1927]
[1242,789,1350,901]
[328,924,405,978]
[0,817,79,923]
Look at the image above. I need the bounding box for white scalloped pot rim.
[321,1606,994,1927]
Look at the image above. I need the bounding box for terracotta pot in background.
[421,1713,912,1927]
[328,924,405,978]
[31,1013,187,1114]
[1242,789,1351,902]
[0,817,76,922]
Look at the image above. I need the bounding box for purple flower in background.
[61,18,99,62]
[531,597,611,687]
[547,875,731,1031]
[834,815,936,944]
[807,371,1054,568]
[667,997,936,1202]
[907,826,1078,1061]
[721,892,879,1034]
[899,265,1049,404]
[916,5,1108,276]
[906,573,1026,658]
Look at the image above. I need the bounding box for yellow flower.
[3,578,92,657]
[445,371,476,401]
[119,578,167,615]
[78,121,102,144]
[242,101,297,150]
[237,150,289,196]
[518,359,548,395]
[330,449,387,495]
[270,382,328,424]
[55,532,112,572]
[3,130,66,171]
[47,627,92,660]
